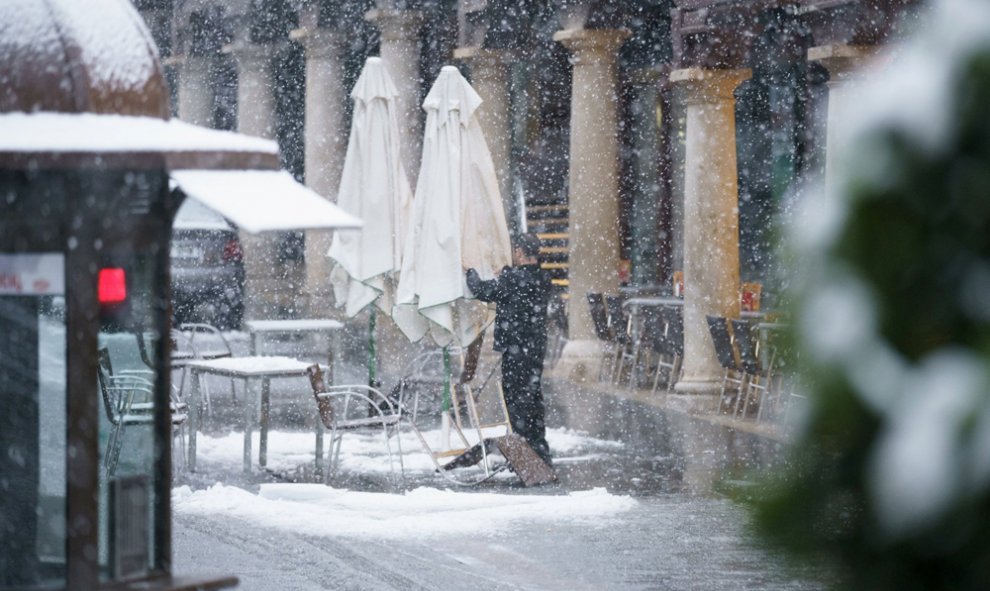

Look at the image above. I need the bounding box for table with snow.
[185,356,328,473]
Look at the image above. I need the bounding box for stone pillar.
[232,43,277,140]
[552,28,630,381]
[176,55,215,127]
[668,67,750,411]
[292,27,350,317]
[232,42,282,320]
[365,9,425,184]
[627,67,663,288]
[809,44,875,194]
[454,47,515,232]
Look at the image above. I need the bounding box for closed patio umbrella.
[393,65,511,349]
[328,56,412,317]
[393,66,512,452]
[328,57,413,384]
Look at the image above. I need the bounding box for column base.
[667,378,723,414]
[551,339,605,385]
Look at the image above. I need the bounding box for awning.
[170,169,362,234]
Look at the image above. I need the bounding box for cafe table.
[185,355,325,473]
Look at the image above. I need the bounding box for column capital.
[808,44,877,83]
[669,67,751,104]
[226,41,277,67]
[553,28,631,64]
[452,47,515,70]
[290,27,348,58]
[364,9,424,42]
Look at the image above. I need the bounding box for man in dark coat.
[465,233,553,466]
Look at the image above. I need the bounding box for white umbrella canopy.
[393,65,512,347]
[328,57,413,317]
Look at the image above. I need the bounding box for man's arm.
[466,267,503,303]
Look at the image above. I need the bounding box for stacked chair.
[605,294,634,385]
[729,319,771,419]
[650,305,684,394]
[97,347,189,477]
[708,315,747,416]
[586,292,617,381]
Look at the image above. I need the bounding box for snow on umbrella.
[328,57,413,385]
[392,65,512,349]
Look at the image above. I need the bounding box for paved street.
[173,376,828,590]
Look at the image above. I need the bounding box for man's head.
[512,233,541,264]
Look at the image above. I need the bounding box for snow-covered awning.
[0,113,280,169]
[170,170,362,234]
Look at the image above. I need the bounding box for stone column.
[454,47,515,231]
[627,67,663,288]
[365,9,425,184]
[177,55,215,127]
[231,42,282,320]
[668,67,750,411]
[552,28,630,381]
[809,44,875,194]
[292,27,350,317]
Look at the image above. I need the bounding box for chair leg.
[667,354,682,393]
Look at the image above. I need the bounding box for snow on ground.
[173,483,635,541]
[175,426,634,540]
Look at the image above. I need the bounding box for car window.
[173,198,234,232]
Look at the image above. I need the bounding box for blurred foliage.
[749,36,990,591]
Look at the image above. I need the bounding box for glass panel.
[96,252,161,582]
[0,255,67,589]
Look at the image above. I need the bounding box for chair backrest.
[307,364,335,428]
[656,306,683,356]
[730,319,761,374]
[586,292,612,342]
[97,347,119,424]
[604,295,629,343]
[706,315,740,371]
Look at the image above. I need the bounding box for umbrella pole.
[368,308,377,387]
[441,345,452,449]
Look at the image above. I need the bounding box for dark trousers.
[501,351,551,465]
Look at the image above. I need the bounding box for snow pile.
[173,483,635,540]
[190,427,624,476]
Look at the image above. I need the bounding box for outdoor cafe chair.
[306,364,405,483]
[98,348,189,477]
[707,315,745,415]
[177,323,237,417]
[605,294,634,385]
[586,292,616,381]
[651,305,684,394]
[730,319,771,419]
[620,304,658,390]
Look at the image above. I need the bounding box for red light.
[222,238,243,263]
[98,268,127,304]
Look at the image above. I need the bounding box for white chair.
[306,364,405,483]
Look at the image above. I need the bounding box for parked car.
[170,198,245,329]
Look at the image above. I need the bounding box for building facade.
[135,0,920,404]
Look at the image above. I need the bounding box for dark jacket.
[466,264,551,358]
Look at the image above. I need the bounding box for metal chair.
[98,348,188,477]
[707,315,745,415]
[730,319,770,419]
[177,323,236,418]
[605,294,633,384]
[586,292,616,381]
[307,364,405,483]
[651,305,684,394]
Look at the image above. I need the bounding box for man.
[465,233,553,466]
